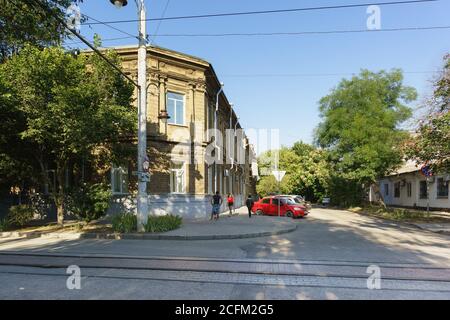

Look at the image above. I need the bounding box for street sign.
[420,164,433,177]
[272,170,286,182]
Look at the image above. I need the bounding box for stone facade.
[108,45,257,219]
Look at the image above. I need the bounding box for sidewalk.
[84,207,297,240]
[0,207,298,241]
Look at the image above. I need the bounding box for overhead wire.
[80,0,440,25]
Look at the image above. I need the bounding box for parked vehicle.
[251,196,308,218]
[280,195,312,211]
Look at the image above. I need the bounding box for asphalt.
[1,208,449,299]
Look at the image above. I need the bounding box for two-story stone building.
[107,45,258,219]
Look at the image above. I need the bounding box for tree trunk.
[371,182,387,209]
[57,201,64,226]
[56,163,66,226]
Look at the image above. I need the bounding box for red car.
[251,196,308,218]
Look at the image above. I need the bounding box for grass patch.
[111,213,137,233]
[144,215,182,233]
[348,205,449,223]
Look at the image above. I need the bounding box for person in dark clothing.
[211,191,223,220]
[246,195,254,218]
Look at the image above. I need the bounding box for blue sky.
[70,0,450,151]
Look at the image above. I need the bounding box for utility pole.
[109,0,149,231]
[36,0,151,230]
[136,0,148,231]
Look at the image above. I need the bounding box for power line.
[214,71,442,78]
[148,25,450,37]
[26,0,139,88]
[81,0,440,25]
[150,0,171,44]
[64,25,450,46]
[64,36,136,46]
[81,13,140,41]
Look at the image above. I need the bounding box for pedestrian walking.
[211,191,222,220]
[246,195,254,218]
[227,193,234,216]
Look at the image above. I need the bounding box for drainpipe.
[232,116,240,170]
[215,82,224,193]
[229,103,234,195]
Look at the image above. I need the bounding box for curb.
[80,224,297,240]
[0,224,297,241]
[347,210,450,236]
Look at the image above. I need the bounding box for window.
[111,165,128,194]
[262,198,270,204]
[419,181,428,199]
[407,182,412,197]
[394,182,400,198]
[384,184,389,196]
[170,161,185,193]
[207,165,213,194]
[167,92,184,125]
[272,198,280,206]
[437,178,449,198]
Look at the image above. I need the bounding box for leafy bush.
[111,213,137,233]
[29,192,52,220]
[0,218,10,231]
[67,183,112,222]
[7,205,34,227]
[144,215,182,233]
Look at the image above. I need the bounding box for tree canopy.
[315,69,417,185]
[0,45,136,224]
[405,54,450,172]
[256,143,330,202]
[0,0,83,62]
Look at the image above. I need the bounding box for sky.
[68,0,450,153]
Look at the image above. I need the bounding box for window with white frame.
[167,92,185,125]
[111,165,128,194]
[407,182,412,197]
[437,178,449,198]
[170,161,185,193]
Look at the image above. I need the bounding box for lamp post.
[110,0,148,231]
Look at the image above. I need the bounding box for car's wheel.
[256,209,264,216]
[286,211,294,218]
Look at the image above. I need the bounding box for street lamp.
[158,110,171,124]
[110,0,148,232]
[110,0,128,8]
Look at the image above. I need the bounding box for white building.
[372,161,450,210]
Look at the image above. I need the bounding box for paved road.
[0,208,449,299]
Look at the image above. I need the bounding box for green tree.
[0,0,83,61]
[290,142,330,202]
[256,144,330,202]
[1,45,135,225]
[315,69,417,205]
[405,54,450,172]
